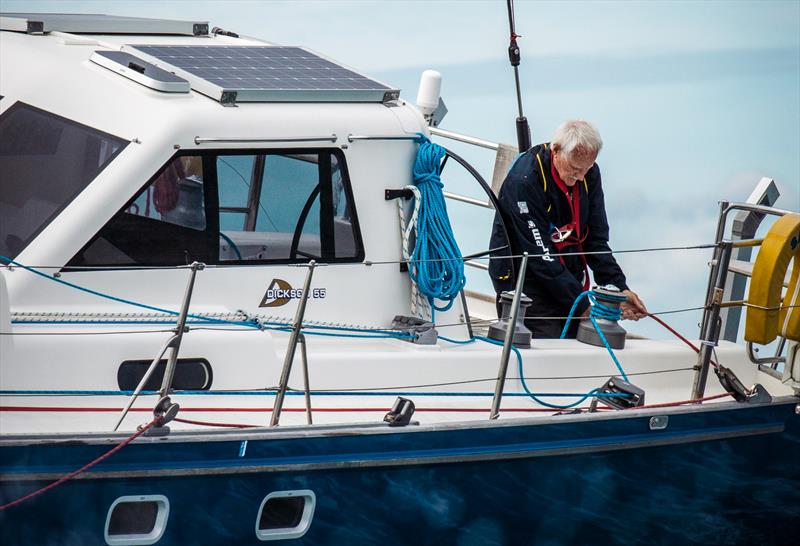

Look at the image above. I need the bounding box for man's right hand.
[621,289,648,321]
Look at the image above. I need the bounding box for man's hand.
[620,289,648,321]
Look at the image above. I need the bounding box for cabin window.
[255,490,316,541]
[104,495,169,545]
[0,102,127,260]
[117,358,212,391]
[69,149,363,267]
[217,152,358,261]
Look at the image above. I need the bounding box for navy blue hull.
[2,401,799,545]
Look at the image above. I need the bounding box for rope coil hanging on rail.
[407,135,466,314]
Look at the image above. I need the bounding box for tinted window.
[126,156,206,230]
[258,496,305,530]
[0,103,127,259]
[218,152,357,261]
[70,156,216,267]
[70,149,362,267]
[107,501,159,536]
[117,358,212,391]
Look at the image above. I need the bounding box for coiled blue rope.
[560,289,629,381]
[408,135,466,313]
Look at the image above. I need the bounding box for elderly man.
[489,120,647,338]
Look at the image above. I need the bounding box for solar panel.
[126,45,400,105]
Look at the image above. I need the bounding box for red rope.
[648,313,718,369]
[628,392,733,410]
[173,417,257,429]
[0,416,162,511]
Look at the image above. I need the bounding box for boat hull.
[2,399,799,545]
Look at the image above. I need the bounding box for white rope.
[10,311,390,332]
[397,185,431,320]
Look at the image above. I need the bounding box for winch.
[487,290,533,348]
[576,285,627,350]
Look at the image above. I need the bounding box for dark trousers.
[496,293,581,339]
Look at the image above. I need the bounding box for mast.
[506,0,531,152]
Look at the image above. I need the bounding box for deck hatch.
[90,51,191,93]
[124,45,399,104]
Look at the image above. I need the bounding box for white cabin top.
[0,13,446,332]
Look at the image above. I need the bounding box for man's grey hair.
[551,120,603,159]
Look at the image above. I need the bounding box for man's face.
[553,148,596,186]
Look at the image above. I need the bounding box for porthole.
[255,490,316,541]
[105,495,169,545]
[117,358,212,391]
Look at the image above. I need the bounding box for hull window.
[105,495,169,545]
[117,358,212,391]
[0,102,127,260]
[256,490,316,541]
[69,149,364,267]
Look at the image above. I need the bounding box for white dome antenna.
[416,70,447,127]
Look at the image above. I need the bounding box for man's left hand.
[620,289,648,321]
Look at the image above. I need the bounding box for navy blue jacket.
[489,143,627,316]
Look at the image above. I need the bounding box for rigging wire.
[0,242,719,271]
[1,304,728,335]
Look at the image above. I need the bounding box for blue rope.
[560,289,629,381]
[1,256,621,405]
[473,336,604,409]
[408,135,466,312]
[0,255,258,328]
[0,255,412,340]
[443,335,626,409]
[218,232,242,260]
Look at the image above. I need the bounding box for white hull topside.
[0,16,797,438]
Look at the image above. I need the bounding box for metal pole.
[692,241,733,399]
[489,252,529,420]
[112,333,179,431]
[700,201,729,335]
[271,261,317,426]
[158,262,204,399]
[719,178,779,342]
[299,334,313,425]
[442,191,493,209]
[428,127,500,151]
[194,135,337,145]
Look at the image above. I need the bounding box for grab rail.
[271,261,317,427]
[694,199,794,398]
[429,127,500,151]
[113,262,204,432]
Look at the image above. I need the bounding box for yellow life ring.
[745,212,800,344]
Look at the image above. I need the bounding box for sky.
[3,0,799,340]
